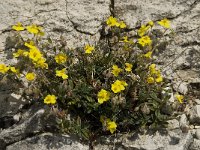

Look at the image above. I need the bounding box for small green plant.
[0,17,184,141]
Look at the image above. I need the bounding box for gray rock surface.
[189,105,200,124]
[96,129,193,150]
[173,81,189,95]
[195,128,200,140]
[189,139,200,150]
[180,114,189,131]
[6,133,88,150]
[0,108,45,149]
[0,0,110,49]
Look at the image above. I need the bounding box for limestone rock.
[168,119,180,130]
[96,129,193,150]
[0,0,110,49]
[194,99,200,105]
[189,105,200,124]
[0,108,45,148]
[195,128,200,140]
[189,139,200,150]
[179,114,189,132]
[173,81,188,95]
[6,133,88,150]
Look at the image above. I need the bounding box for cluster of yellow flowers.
[12,23,70,105]
[137,18,170,47]
[4,18,174,135]
[112,63,133,77]
[138,35,152,47]
[13,42,48,72]
[106,16,126,29]
[100,116,117,134]
[12,22,44,36]
[0,64,20,75]
[97,63,132,133]
[147,64,163,84]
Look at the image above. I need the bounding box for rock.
[0,92,26,118]
[189,105,200,124]
[96,129,193,150]
[173,81,188,95]
[168,119,180,130]
[195,128,200,140]
[194,99,200,105]
[189,139,200,150]
[0,107,45,147]
[179,114,189,131]
[6,133,88,150]
[0,0,110,49]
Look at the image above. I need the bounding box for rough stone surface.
[189,105,200,124]
[173,81,189,95]
[0,0,110,49]
[0,107,45,148]
[194,99,200,105]
[180,114,189,131]
[96,129,193,150]
[195,128,200,140]
[189,139,200,150]
[6,133,88,150]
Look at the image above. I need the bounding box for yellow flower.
[9,66,19,73]
[175,94,184,103]
[148,21,154,27]
[138,36,152,47]
[119,21,126,28]
[144,51,152,59]
[26,72,36,81]
[55,53,67,64]
[25,41,37,50]
[106,16,120,27]
[125,63,132,72]
[158,18,170,28]
[149,64,156,70]
[155,75,163,83]
[112,65,122,77]
[9,66,20,76]
[97,89,110,104]
[149,64,157,75]
[56,68,68,79]
[13,49,26,58]
[84,44,95,54]
[100,116,117,134]
[147,76,154,84]
[138,25,150,37]
[44,94,57,105]
[34,57,48,69]
[107,121,117,134]
[26,24,44,35]
[23,51,29,57]
[29,48,42,62]
[12,22,25,31]
[0,64,9,74]
[111,80,128,93]
[122,36,129,43]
